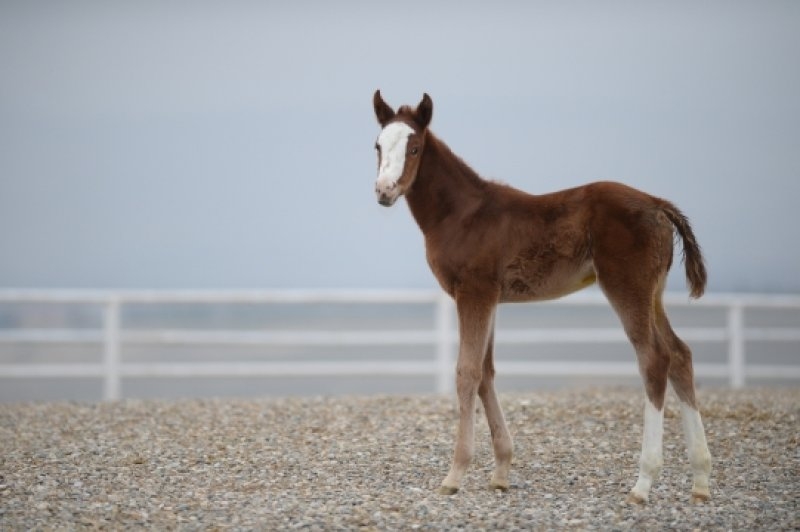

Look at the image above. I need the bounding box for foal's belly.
[500,259,596,303]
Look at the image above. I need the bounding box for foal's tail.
[660,201,707,299]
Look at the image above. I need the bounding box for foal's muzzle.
[375,179,400,207]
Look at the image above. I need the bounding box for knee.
[456,364,482,394]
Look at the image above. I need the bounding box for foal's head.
[373,90,432,206]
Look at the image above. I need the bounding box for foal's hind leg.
[440,293,497,495]
[478,324,513,491]
[626,322,670,505]
[597,273,670,504]
[658,304,712,502]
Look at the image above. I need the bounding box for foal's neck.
[405,132,488,233]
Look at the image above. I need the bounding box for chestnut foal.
[372,91,712,504]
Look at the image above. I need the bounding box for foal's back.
[474,180,675,303]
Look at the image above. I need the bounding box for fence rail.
[1,289,799,400]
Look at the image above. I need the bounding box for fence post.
[727,303,745,388]
[103,297,121,400]
[435,294,454,394]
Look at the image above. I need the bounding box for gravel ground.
[1,388,797,530]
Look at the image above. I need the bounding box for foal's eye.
[374,143,380,152]
[410,147,419,155]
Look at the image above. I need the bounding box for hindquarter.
[589,193,676,288]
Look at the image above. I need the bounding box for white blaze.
[376,122,415,191]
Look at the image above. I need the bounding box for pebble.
[0,388,797,529]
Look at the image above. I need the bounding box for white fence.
[1,289,799,400]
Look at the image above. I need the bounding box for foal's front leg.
[478,326,513,491]
[440,296,496,495]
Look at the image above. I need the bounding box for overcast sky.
[1,1,798,293]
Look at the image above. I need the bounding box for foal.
[372,90,712,504]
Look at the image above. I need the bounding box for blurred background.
[1,1,798,401]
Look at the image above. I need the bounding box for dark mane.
[425,131,490,191]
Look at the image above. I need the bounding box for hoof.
[489,481,509,492]
[439,485,459,496]
[690,491,711,504]
[625,491,647,505]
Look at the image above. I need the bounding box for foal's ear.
[373,90,395,126]
[414,93,433,129]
